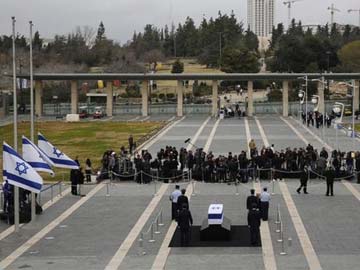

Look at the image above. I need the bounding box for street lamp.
[298,76,308,124]
[338,81,359,150]
[311,77,328,139]
[333,102,345,150]
[298,90,305,122]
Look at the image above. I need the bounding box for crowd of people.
[114,140,360,186]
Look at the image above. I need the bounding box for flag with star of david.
[22,136,55,175]
[3,142,43,193]
[37,133,79,170]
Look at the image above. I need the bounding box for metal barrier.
[38,181,63,204]
[138,209,165,255]
[274,204,290,255]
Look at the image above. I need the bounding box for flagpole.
[12,16,20,232]
[29,20,36,222]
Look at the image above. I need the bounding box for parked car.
[79,106,89,118]
[93,106,104,118]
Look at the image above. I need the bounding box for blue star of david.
[53,147,63,158]
[15,162,29,176]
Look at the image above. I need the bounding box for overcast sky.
[0,0,359,43]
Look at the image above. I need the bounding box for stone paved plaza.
[1,115,360,270]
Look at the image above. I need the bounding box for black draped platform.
[169,225,262,247]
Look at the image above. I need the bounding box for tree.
[33,31,43,50]
[338,40,360,72]
[220,46,260,73]
[171,59,184,73]
[96,21,106,43]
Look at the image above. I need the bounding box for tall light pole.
[311,77,327,140]
[348,9,360,27]
[298,76,308,125]
[298,89,305,122]
[333,102,344,150]
[11,16,20,232]
[29,21,34,141]
[29,20,36,222]
[338,81,359,150]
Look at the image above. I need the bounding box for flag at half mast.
[3,142,43,193]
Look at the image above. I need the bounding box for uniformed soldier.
[177,189,189,210]
[297,167,309,194]
[177,204,193,246]
[246,189,259,210]
[259,187,270,221]
[248,203,261,246]
[324,165,335,196]
[170,185,181,220]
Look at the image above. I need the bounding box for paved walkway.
[0,115,360,270]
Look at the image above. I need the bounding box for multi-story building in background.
[247,0,275,37]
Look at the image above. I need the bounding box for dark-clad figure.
[248,203,261,246]
[177,204,193,246]
[70,169,79,195]
[246,189,259,210]
[177,189,189,210]
[170,185,181,220]
[297,167,309,194]
[324,166,335,196]
[128,135,134,154]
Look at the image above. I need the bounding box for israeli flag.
[3,142,43,193]
[37,133,79,169]
[22,136,54,175]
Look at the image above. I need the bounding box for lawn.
[0,121,164,182]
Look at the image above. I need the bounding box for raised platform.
[169,225,262,247]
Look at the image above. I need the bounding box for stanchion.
[153,180,157,197]
[78,184,82,196]
[38,192,42,205]
[154,218,160,234]
[275,204,280,224]
[106,181,110,197]
[277,222,284,243]
[280,224,287,255]
[235,181,239,196]
[288,237,292,247]
[159,210,164,226]
[271,178,276,195]
[191,180,196,196]
[149,223,155,242]
[141,171,144,184]
[59,182,62,196]
[139,232,146,255]
[51,185,54,202]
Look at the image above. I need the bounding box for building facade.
[247,0,275,37]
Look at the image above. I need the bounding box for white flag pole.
[29,20,36,222]
[12,16,20,232]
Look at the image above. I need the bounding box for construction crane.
[283,0,303,28]
[348,9,360,27]
[328,4,340,25]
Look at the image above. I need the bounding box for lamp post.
[11,16,20,233]
[298,90,305,122]
[333,102,344,150]
[298,76,308,125]
[311,77,327,140]
[338,81,359,150]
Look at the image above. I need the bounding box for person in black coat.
[70,169,79,195]
[246,189,259,210]
[177,189,189,210]
[248,203,261,246]
[324,166,335,196]
[297,167,309,194]
[177,204,193,246]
